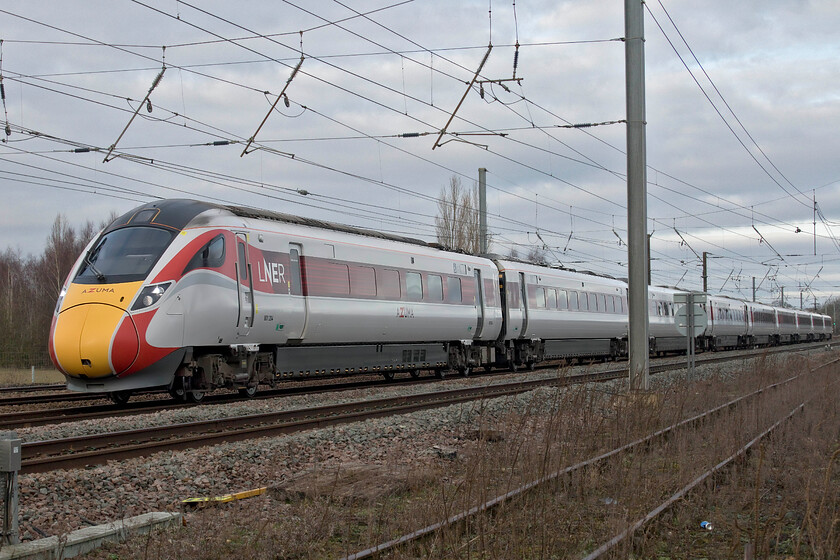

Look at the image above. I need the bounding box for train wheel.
[509,361,519,373]
[434,369,446,379]
[409,369,421,379]
[459,366,471,377]
[109,391,131,405]
[187,390,205,403]
[527,361,536,371]
[238,385,258,398]
[382,371,395,382]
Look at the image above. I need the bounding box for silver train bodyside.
[48,199,833,402]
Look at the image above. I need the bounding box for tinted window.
[75,226,174,284]
[406,272,422,301]
[557,290,568,310]
[546,289,557,309]
[427,274,443,301]
[535,287,546,308]
[350,266,376,297]
[378,268,401,299]
[447,277,462,303]
[568,291,579,310]
[183,235,225,275]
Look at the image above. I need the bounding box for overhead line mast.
[625,0,649,390]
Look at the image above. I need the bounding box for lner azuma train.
[48,199,832,404]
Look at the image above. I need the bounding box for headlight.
[54,287,67,314]
[132,282,172,311]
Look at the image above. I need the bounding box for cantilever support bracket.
[103,67,166,163]
[432,45,492,150]
[241,55,305,157]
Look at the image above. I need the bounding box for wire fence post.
[0,431,21,546]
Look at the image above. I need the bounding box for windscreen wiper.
[84,239,107,282]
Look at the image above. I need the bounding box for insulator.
[146,99,153,113]
[212,140,230,146]
[73,147,91,153]
[0,83,5,100]
[283,94,290,108]
[479,83,484,99]
[400,132,420,138]
[4,124,9,137]
[513,50,519,70]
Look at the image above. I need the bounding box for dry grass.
[0,367,64,386]
[83,349,840,559]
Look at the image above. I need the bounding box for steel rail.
[5,341,828,428]
[339,356,839,560]
[3,341,828,412]
[0,383,66,393]
[19,368,622,474]
[581,359,840,559]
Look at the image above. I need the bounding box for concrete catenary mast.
[625,0,649,390]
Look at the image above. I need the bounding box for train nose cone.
[52,304,139,378]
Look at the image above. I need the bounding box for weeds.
[83,350,839,559]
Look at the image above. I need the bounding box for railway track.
[340,355,840,559]
[0,383,66,394]
[17,342,832,474]
[19,368,622,474]
[3,341,831,429]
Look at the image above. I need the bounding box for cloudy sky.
[1,0,839,307]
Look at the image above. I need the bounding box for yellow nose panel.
[53,303,128,378]
[62,281,143,311]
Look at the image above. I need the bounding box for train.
[48,199,833,404]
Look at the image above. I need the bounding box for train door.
[474,269,485,338]
[235,233,254,336]
[519,272,529,336]
[287,243,309,340]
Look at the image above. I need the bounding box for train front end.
[48,200,212,396]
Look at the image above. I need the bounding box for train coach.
[49,199,505,403]
[48,199,832,404]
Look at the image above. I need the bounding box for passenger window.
[547,289,557,309]
[557,290,568,310]
[378,268,401,299]
[406,272,423,301]
[427,274,443,301]
[535,287,546,308]
[447,277,462,303]
[579,293,589,311]
[568,291,578,310]
[183,234,225,274]
[350,266,376,297]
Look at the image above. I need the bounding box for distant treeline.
[0,215,107,368]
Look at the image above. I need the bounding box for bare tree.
[526,246,549,266]
[434,175,488,253]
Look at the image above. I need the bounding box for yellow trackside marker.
[181,487,267,510]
